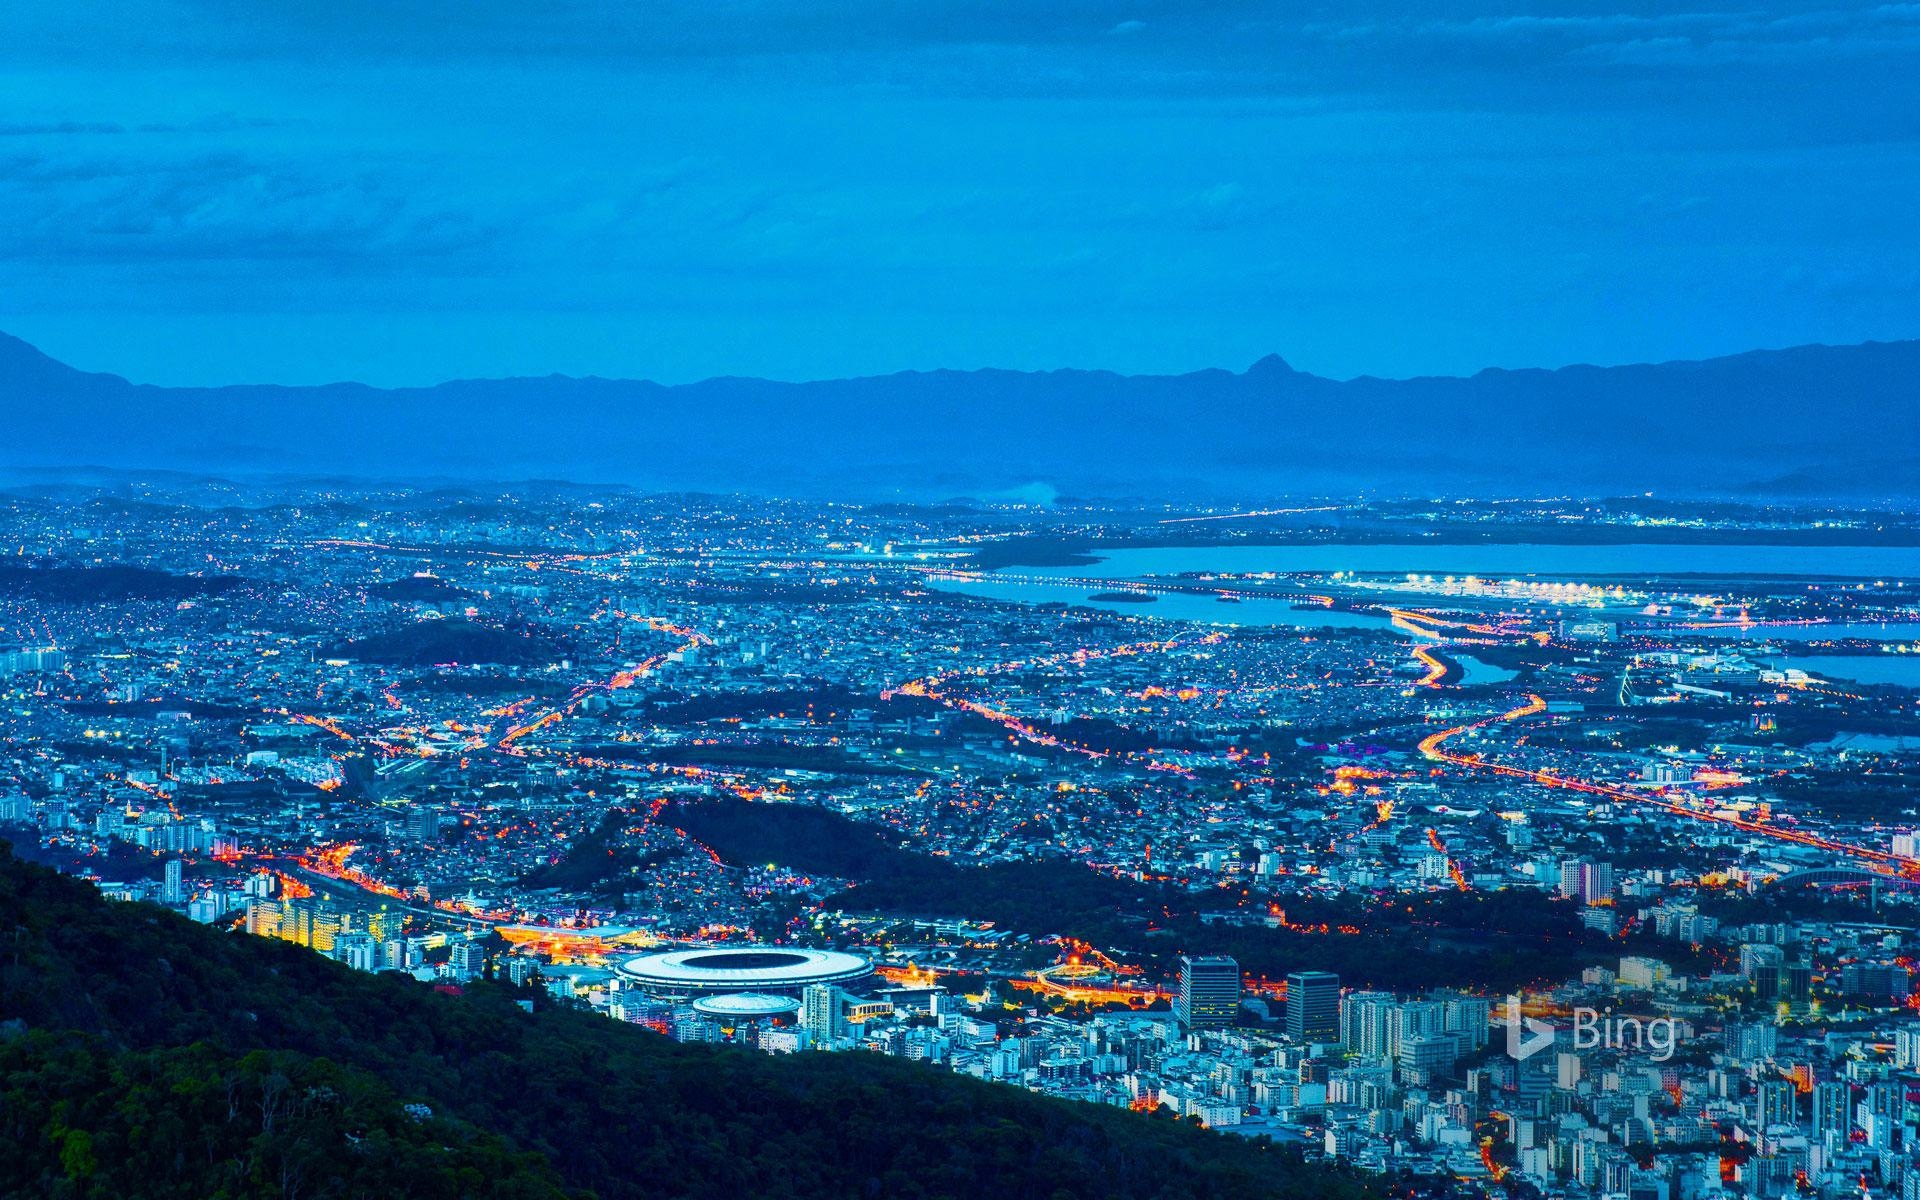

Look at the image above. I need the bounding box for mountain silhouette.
[3,331,1915,498]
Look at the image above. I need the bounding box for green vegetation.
[369,574,472,601]
[1771,764,1920,820]
[516,809,676,895]
[0,847,1368,1200]
[0,1035,565,1199]
[330,619,570,667]
[960,537,1102,569]
[601,741,920,776]
[0,562,242,601]
[672,798,1644,992]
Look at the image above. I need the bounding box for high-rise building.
[1813,1082,1853,1144]
[1340,990,1396,1058]
[161,857,186,905]
[449,938,485,979]
[406,806,444,842]
[1558,858,1615,905]
[802,983,846,1046]
[1175,955,1242,1029]
[1783,963,1814,1006]
[244,897,284,938]
[287,900,343,953]
[1444,995,1493,1050]
[362,906,396,942]
[1285,970,1339,1044]
[1556,1051,1583,1089]
[1740,943,1786,977]
[1398,1034,1459,1086]
[1725,1021,1779,1063]
[333,931,378,972]
[1862,1083,1903,1150]
[1897,1030,1920,1071]
[1842,964,1913,1004]
[1757,1080,1796,1131]
[1388,998,1446,1057]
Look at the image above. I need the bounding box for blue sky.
[1,1,1916,386]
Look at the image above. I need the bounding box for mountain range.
[3,331,1915,499]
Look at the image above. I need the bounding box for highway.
[1419,695,1918,875]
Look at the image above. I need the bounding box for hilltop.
[0,847,1368,1200]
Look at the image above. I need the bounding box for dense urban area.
[9,478,1920,1200]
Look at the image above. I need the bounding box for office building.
[1286,970,1339,1044]
[1176,955,1243,1029]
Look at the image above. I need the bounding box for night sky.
[3,1,1916,387]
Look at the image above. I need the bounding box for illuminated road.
[1419,695,1918,874]
[1412,645,1450,688]
[885,635,1227,777]
[1426,827,1471,891]
[274,857,504,929]
[497,614,710,752]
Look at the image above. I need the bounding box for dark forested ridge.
[0,561,242,602]
[0,847,1370,1200]
[671,796,1649,993]
[327,618,570,667]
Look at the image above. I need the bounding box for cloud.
[0,115,296,138]
[0,0,1916,387]
[0,121,126,136]
[1426,11,1736,39]
[0,146,505,268]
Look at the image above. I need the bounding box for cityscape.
[5,0,1919,1196]
[8,484,1920,1196]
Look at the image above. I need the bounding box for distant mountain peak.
[0,329,122,388]
[1,330,1915,499]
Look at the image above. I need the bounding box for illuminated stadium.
[616,946,872,997]
[690,993,802,1021]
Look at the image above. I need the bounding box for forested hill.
[0,847,1370,1200]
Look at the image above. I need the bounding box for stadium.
[615,946,872,997]
[690,993,803,1021]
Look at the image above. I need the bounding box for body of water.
[1779,655,1920,688]
[931,542,1920,641]
[928,576,1401,632]
[1680,620,1920,643]
[1039,543,1920,581]
[1456,655,1520,685]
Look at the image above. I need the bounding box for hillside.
[0,847,1369,1200]
[3,330,1915,498]
[328,618,569,667]
[669,797,1670,994]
